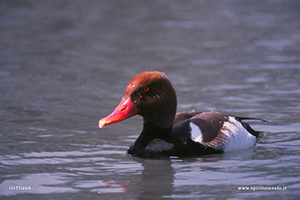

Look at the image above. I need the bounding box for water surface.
[1,0,300,199]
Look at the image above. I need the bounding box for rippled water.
[1,0,300,199]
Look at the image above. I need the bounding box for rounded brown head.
[99,71,177,129]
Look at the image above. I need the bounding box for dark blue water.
[1,0,300,199]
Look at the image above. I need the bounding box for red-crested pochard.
[99,71,267,158]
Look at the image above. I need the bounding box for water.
[1,0,300,199]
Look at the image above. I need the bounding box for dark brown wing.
[173,110,200,127]
[190,111,229,142]
[172,111,229,143]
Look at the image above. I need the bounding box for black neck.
[128,123,172,156]
[142,123,172,140]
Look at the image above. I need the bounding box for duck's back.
[171,111,259,154]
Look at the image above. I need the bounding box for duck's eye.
[143,87,149,92]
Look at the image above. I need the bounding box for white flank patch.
[222,116,257,152]
[190,122,203,143]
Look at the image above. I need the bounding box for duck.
[99,71,267,158]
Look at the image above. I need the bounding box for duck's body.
[127,111,259,157]
[99,71,265,158]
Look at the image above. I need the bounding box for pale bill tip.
[98,120,106,128]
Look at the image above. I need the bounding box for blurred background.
[1,0,300,199]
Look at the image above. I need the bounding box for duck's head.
[99,71,177,129]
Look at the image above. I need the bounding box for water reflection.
[96,180,127,194]
[1,136,300,198]
[1,0,300,199]
[135,159,174,199]
[1,173,80,196]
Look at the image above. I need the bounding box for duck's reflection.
[134,158,175,199]
[96,157,174,198]
[129,149,257,199]
[95,148,257,198]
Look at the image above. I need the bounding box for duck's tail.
[234,116,268,138]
